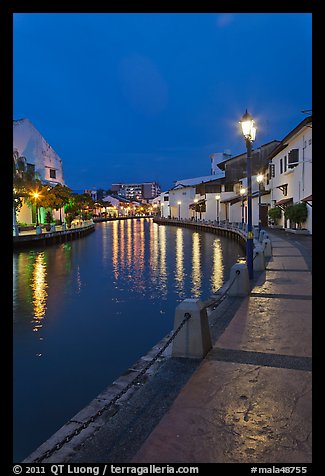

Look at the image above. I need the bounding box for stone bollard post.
[36,225,42,235]
[253,226,259,239]
[50,224,56,232]
[62,223,66,231]
[263,238,272,257]
[227,263,250,297]
[172,299,212,359]
[253,244,266,271]
[259,229,267,242]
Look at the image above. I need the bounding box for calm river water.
[13,218,244,461]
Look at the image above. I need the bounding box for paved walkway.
[132,230,312,463]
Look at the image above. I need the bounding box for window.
[280,158,283,174]
[288,149,299,168]
[50,169,56,179]
[164,196,169,201]
[284,155,287,173]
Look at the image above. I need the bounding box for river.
[13,218,244,461]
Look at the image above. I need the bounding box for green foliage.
[45,210,53,224]
[13,150,38,209]
[268,207,282,221]
[284,202,308,229]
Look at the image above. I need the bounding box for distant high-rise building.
[111,181,161,201]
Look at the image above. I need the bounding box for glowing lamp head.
[240,187,246,196]
[240,109,256,141]
[256,174,264,183]
[177,201,182,205]
[32,192,40,199]
[215,194,221,200]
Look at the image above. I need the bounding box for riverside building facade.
[267,115,312,233]
[161,115,312,234]
[13,118,65,225]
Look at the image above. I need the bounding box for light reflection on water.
[31,252,48,331]
[13,218,244,462]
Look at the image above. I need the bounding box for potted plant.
[284,202,308,231]
[45,210,53,231]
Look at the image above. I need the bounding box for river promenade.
[133,228,312,464]
[23,227,312,464]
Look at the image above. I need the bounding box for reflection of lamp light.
[239,109,256,280]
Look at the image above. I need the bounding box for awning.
[302,194,312,207]
[302,194,312,202]
[220,195,239,204]
[189,199,206,212]
[275,197,293,206]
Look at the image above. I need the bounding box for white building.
[215,141,280,227]
[267,115,312,233]
[164,174,225,220]
[13,118,65,225]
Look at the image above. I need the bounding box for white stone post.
[227,263,251,296]
[172,299,212,359]
[253,244,266,271]
[263,238,272,257]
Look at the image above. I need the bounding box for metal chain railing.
[202,269,241,312]
[31,312,192,463]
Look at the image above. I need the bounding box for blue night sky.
[13,13,312,192]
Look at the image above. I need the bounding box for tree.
[13,150,38,211]
[46,184,72,224]
[268,207,282,223]
[284,203,308,229]
[13,150,41,229]
[64,194,95,226]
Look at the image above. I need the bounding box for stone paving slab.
[266,256,309,271]
[133,361,311,464]
[214,296,312,357]
[253,271,312,296]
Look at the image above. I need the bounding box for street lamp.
[256,174,264,231]
[240,187,246,225]
[215,194,220,224]
[240,109,256,280]
[32,191,40,226]
[177,201,181,220]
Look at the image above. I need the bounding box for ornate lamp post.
[215,194,220,224]
[177,201,181,220]
[240,110,256,280]
[256,174,264,231]
[32,191,40,226]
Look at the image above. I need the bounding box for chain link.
[32,312,191,463]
